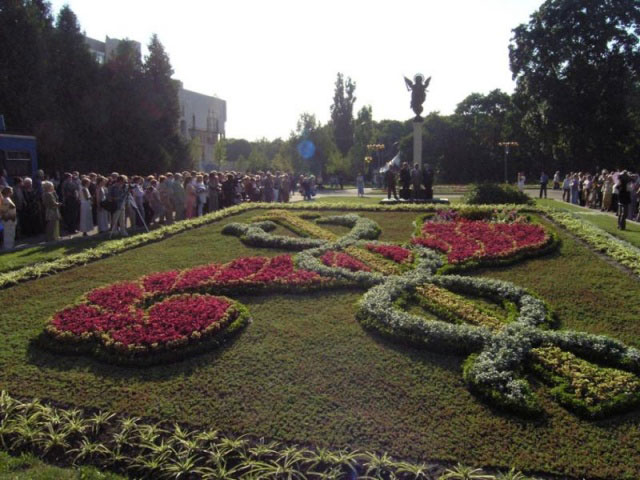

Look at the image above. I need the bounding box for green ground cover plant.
[0,451,124,479]
[537,198,640,248]
[1,207,640,478]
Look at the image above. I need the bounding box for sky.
[49,0,544,141]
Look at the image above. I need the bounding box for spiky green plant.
[495,468,527,480]
[35,422,71,453]
[160,447,203,479]
[362,451,396,477]
[136,422,167,445]
[70,437,111,464]
[439,463,495,480]
[88,411,116,436]
[396,460,434,479]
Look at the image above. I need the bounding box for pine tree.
[329,73,356,156]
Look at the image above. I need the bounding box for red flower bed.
[142,271,179,294]
[174,264,220,290]
[86,282,143,313]
[109,295,231,347]
[321,251,371,272]
[213,256,269,283]
[365,244,412,263]
[45,254,332,361]
[251,255,323,284]
[412,219,548,264]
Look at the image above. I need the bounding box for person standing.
[42,181,61,242]
[517,172,526,192]
[385,167,399,200]
[172,173,186,221]
[184,176,196,218]
[0,187,17,250]
[79,178,94,236]
[562,174,571,202]
[399,162,411,199]
[356,172,365,197]
[208,172,220,212]
[539,171,549,199]
[96,177,110,233]
[410,163,421,200]
[109,175,128,237]
[617,172,631,230]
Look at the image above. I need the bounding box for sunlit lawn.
[537,198,640,248]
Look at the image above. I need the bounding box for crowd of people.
[0,169,313,250]
[520,168,640,230]
[383,162,435,200]
[556,169,640,229]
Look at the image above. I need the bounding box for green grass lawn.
[537,198,640,248]
[0,451,124,479]
[0,235,108,274]
[1,208,640,479]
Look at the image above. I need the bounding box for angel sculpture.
[404,73,431,119]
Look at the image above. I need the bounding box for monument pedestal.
[413,118,423,166]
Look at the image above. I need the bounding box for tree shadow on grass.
[25,325,244,383]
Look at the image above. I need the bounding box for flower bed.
[530,345,640,418]
[252,209,337,240]
[415,284,505,331]
[321,251,371,272]
[544,209,640,277]
[412,218,549,264]
[365,243,412,264]
[42,254,332,365]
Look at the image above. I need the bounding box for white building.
[178,88,226,171]
[85,35,227,171]
[85,36,142,64]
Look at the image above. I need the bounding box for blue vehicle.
[0,115,38,180]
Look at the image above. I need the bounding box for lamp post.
[366,143,385,186]
[498,141,519,184]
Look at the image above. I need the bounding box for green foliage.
[463,183,533,205]
[0,2,186,173]
[329,73,356,156]
[509,0,640,171]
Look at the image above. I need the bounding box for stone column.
[413,119,423,166]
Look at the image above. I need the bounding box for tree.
[329,73,356,155]
[453,90,513,181]
[44,5,99,170]
[143,34,186,171]
[351,105,374,177]
[214,139,227,169]
[225,139,252,163]
[510,0,640,171]
[0,0,53,136]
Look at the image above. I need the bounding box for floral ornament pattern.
[44,210,640,418]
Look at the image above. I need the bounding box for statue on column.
[404,74,431,120]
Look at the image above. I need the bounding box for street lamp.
[498,141,519,184]
[366,143,385,185]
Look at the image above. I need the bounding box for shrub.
[464,183,533,205]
